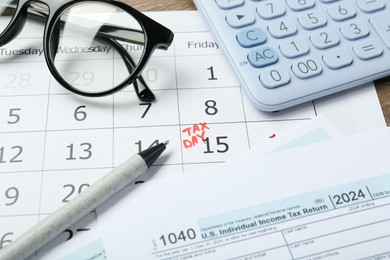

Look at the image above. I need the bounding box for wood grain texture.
[375,77,390,126]
[125,0,390,125]
[127,0,196,11]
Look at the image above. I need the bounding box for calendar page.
[0,11,386,255]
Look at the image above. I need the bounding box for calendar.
[0,11,386,254]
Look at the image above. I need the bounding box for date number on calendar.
[0,146,23,164]
[0,232,14,249]
[0,187,19,207]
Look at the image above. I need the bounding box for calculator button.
[259,67,290,89]
[340,21,370,41]
[370,12,390,49]
[357,0,385,13]
[256,2,285,20]
[319,0,339,3]
[298,11,328,30]
[353,40,383,60]
[268,18,298,39]
[216,0,244,10]
[226,10,256,28]
[291,58,322,79]
[286,0,315,12]
[247,47,278,68]
[310,29,340,49]
[237,28,267,48]
[279,39,310,58]
[323,48,353,69]
[328,3,357,21]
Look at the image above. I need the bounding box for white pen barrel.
[0,154,147,260]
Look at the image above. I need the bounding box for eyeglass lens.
[0,0,18,34]
[1,1,147,95]
[49,2,146,94]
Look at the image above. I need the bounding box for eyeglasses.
[0,0,174,102]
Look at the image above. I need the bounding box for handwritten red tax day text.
[182,123,210,149]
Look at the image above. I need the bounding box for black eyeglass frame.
[0,0,174,101]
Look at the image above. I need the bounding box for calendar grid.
[111,51,116,175]
[238,86,252,150]
[172,35,186,174]
[36,73,53,222]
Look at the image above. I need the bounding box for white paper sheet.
[97,127,390,259]
[30,116,340,259]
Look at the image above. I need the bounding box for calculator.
[193,0,390,111]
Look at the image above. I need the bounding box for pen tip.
[164,140,170,145]
[139,141,168,168]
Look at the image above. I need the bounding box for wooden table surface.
[127,0,390,126]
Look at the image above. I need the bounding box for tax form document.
[97,127,390,259]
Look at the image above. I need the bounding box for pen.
[0,141,169,260]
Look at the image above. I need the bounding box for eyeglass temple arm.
[24,3,152,47]
[98,35,155,102]
[107,36,155,101]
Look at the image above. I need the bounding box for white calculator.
[193,0,390,111]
